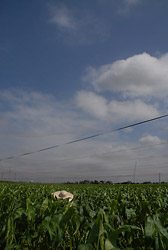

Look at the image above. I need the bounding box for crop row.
[0,183,168,249]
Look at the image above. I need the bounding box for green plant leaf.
[105,239,121,250]
[78,243,94,250]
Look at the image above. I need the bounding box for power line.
[1,163,168,177]
[51,141,168,162]
[3,141,168,173]
[0,113,168,161]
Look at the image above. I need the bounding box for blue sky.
[0,0,168,182]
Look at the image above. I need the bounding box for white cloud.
[0,89,105,142]
[0,90,127,180]
[48,5,77,30]
[76,91,160,122]
[108,99,159,122]
[84,53,168,98]
[139,134,163,145]
[48,4,109,44]
[0,89,167,182]
[76,91,108,119]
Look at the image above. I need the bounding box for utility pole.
[133,161,137,183]
[0,172,3,181]
[159,173,161,184]
[8,169,11,181]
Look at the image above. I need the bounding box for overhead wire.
[51,141,168,162]
[0,113,168,161]
[2,164,168,178]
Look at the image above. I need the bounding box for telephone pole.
[159,173,161,184]
[133,161,137,183]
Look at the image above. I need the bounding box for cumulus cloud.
[84,52,168,98]
[0,89,106,143]
[76,91,108,119]
[76,91,160,122]
[0,89,167,182]
[139,134,163,145]
[108,99,159,122]
[0,89,132,181]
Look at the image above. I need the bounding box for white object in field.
[52,190,74,202]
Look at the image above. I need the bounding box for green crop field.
[1,182,168,250]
